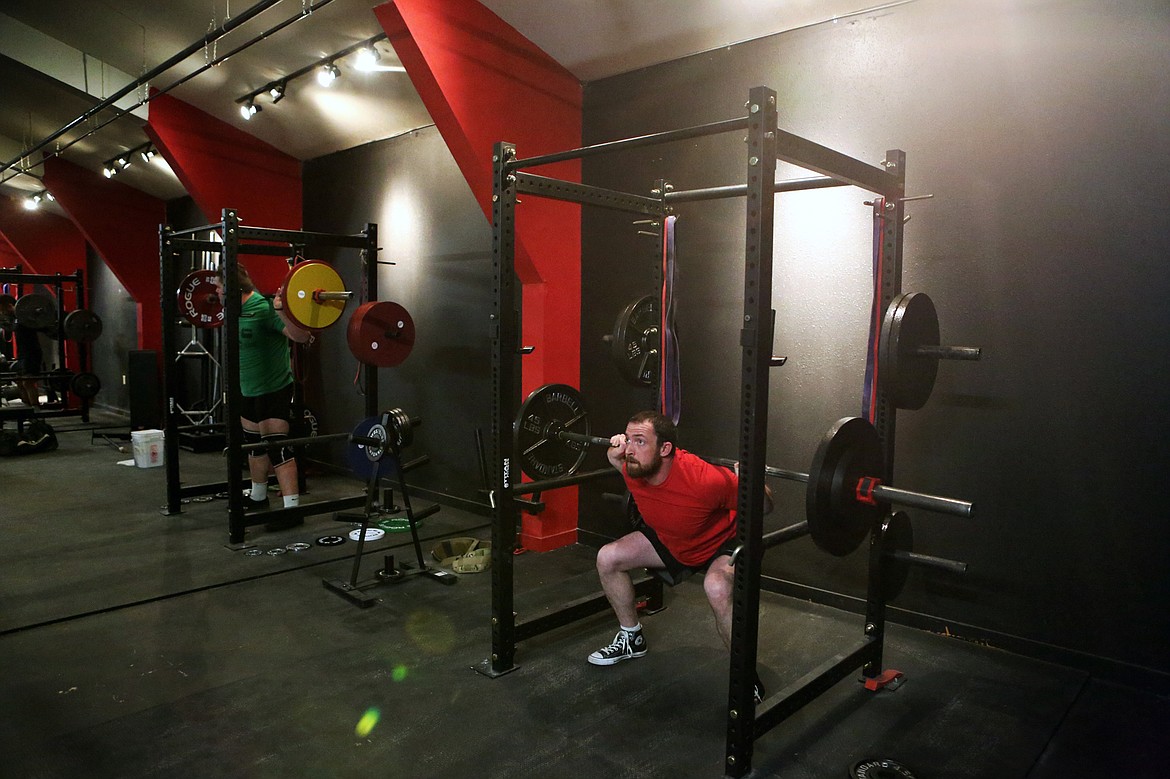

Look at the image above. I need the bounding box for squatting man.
[589,410,768,702]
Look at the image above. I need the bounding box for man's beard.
[625,452,663,479]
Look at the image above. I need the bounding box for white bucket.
[131,429,164,468]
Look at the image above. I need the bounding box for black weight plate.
[879,511,914,602]
[385,407,413,448]
[513,383,590,480]
[63,309,103,342]
[850,757,918,778]
[315,535,346,546]
[807,417,885,557]
[610,295,659,387]
[346,416,400,482]
[878,292,939,410]
[15,293,56,330]
[70,371,102,399]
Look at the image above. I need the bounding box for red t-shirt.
[624,449,738,566]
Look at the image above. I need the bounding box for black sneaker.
[753,673,766,704]
[587,629,647,666]
[243,492,270,511]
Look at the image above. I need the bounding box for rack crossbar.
[515,173,664,215]
[775,129,901,197]
[666,176,848,204]
[510,117,750,170]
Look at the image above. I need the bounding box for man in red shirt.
[589,410,764,701]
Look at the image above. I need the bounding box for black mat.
[3,421,1166,778]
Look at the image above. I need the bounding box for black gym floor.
[1,412,1166,778]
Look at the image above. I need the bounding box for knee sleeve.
[262,433,294,467]
[243,428,264,458]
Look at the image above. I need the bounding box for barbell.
[603,291,980,408]
[6,293,103,342]
[513,383,973,557]
[176,261,353,332]
[235,407,421,478]
[176,264,414,368]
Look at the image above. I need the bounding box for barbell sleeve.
[914,345,981,361]
[313,289,354,302]
[886,549,969,575]
[869,484,974,518]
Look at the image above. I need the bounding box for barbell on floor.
[513,383,973,557]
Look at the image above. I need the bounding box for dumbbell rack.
[0,267,95,425]
[159,209,380,546]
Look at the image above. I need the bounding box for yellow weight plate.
[282,261,347,330]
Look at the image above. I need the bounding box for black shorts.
[240,383,293,425]
[632,513,737,584]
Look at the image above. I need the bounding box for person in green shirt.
[218,264,311,519]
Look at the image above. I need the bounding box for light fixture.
[354,45,381,72]
[232,33,396,116]
[23,193,42,210]
[140,145,157,162]
[317,62,340,87]
[239,99,261,120]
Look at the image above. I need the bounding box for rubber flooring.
[1,412,1167,778]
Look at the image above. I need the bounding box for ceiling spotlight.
[23,194,41,210]
[116,156,131,170]
[269,82,286,103]
[140,146,157,163]
[317,62,340,87]
[103,164,118,178]
[240,99,261,120]
[354,45,381,72]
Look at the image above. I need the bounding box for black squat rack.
[159,208,379,546]
[485,86,928,778]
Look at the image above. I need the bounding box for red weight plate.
[177,270,224,328]
[347,301,415,367]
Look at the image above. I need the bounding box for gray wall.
[578,0,1170,682]
[87,246,137,413]
[303,125,495,503]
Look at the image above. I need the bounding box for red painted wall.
[146,93,303,293]
[377,0,584,550]
[42,157,165,354]
[0,193,91,374]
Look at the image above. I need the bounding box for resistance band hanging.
[861,199,886,423]
[660,215,681,424]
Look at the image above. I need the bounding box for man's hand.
[607,433,628,469]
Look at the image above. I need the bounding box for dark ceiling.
[0,0,878,206]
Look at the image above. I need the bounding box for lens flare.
[355,707,380,737]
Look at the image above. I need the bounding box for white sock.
[250,482,267,501]
[282,494,299,508]
[622,623,642,634]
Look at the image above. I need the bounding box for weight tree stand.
[485,85,958,776]
[323,410,455,607]
[159,209,379,546]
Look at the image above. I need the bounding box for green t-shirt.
[239,292,292,397]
